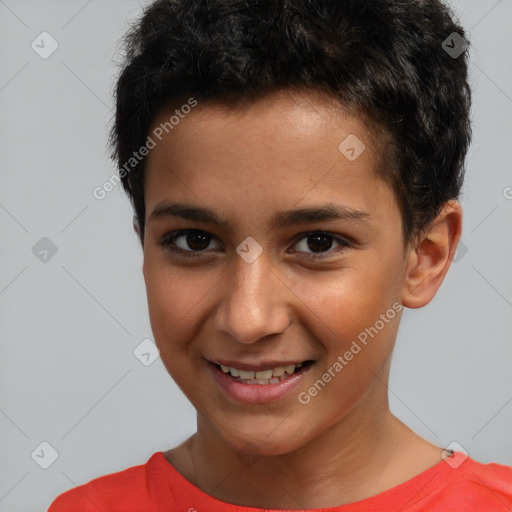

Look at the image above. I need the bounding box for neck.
[177,381,441,509]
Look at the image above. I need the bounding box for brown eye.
[183,232,211,251]
[293,231,351,260]
[158,230,222,255]
[305,233,334,252]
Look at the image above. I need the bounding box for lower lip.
[207,361,314,404]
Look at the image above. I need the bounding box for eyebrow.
[148,202,374,230]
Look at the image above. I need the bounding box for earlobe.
[133,214,140,236]
[133,214,146,249]
[401,200,463,309]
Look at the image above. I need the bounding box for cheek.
[298,272,402,422]
[144,253,210,321]
[143,260,224,375]
[293,255,402,340]
[143,263,198,348]
[143,265,207,398]
[291,259,404,402]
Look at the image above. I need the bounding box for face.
[142,90,409,455]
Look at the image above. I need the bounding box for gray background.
[0,1,511,510]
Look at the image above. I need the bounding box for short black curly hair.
[108,0,472,247]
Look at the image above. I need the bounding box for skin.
[138,89,463,509]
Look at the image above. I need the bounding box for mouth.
[213,360,315,385]
[207,358,315,404]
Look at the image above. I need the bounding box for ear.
[133,215,145,248]
[133,214,141,237]
[401,200,463,308]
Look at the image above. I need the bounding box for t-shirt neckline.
[151,450,466,511]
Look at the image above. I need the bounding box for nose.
[213,252,291,344]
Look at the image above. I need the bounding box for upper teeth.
[219,363,304,380]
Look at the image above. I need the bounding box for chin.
[212,416,313,457]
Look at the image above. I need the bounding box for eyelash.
[157,229,351,261]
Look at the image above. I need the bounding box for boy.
[48,0,512,510]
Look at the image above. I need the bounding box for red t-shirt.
[47,451,512,511]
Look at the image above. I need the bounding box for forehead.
[148,89,379,155]
[143,90,395,227]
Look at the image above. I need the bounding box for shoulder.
[425,452,512,511]
[46,452,170,512]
